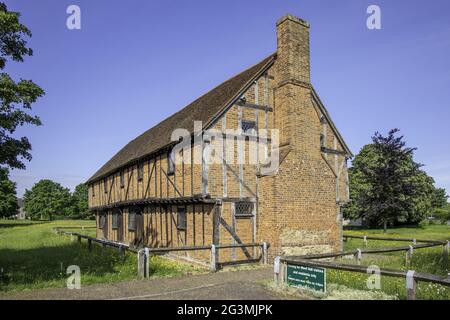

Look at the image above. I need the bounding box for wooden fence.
[53,226,269,277]
[275,234,450,300]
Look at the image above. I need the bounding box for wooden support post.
[363,236,368,247]
[406,270,417,300]
[137,250,145,279]
[88,239,92,252]
[280,260,286,286]
[355,249,362,265]
[406,246,413,266]
[119,245,125,262]
[144,248,150,278]
[262,242,268,265]
[443,241,449,265]
[274,256,281,285]
[210,244,217,272]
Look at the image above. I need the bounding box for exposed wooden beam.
[321,146,348,156]
[236,101,273,112]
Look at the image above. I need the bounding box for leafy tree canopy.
[0,167,18,217]
[23,179,72,220]
[344,129,444,230]
[71,183,92,219]
[0,2,44,170]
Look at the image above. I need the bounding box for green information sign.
[286,264,326,293]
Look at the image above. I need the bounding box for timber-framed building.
[87,14,352,263]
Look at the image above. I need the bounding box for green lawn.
[326,224,450,300]
[0,220,204,292]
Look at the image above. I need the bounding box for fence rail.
[275,234,450,300]
[53,227,269,277]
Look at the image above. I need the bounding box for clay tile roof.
[87,54,276,183]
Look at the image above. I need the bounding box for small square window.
[120,171,125,188]
[168,150,175,176]
[242,120,256,134]
[235,202,254,218]
[177,207,186,230]
[137,164,144,182]
[92,185,95,198]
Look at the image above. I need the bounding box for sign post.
[286,264,326,293]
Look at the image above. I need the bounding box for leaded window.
[235,201,254,218]
[242,120,256,134]
[137,163,144,182]
[120,171,125,188]
[128,210,136,231]
[177,207,186,230]
[112,210,120,229]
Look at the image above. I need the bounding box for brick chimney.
[274,14,316,151]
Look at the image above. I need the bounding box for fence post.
[412,239,417,245]
[355,249,362,265]
[119,245,125,262]
[406,270,417,300]
[210,244,217,272]
[88,239,92,252]
[137,249,145,279]
[406,246,413,266]
[262,242,268,265]
[274,256,280,285]
[363,236,368,247]
[442,240,450,265]
[144,247,150,278]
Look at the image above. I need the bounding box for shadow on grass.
[0,242,131,291]
[0,221,49,229]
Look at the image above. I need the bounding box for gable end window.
[177,207,186,230]
[167,149,175,176]
[234,201,254,218]
[120,171,125,188]
[242,120,256,134]
[137,164,144,182]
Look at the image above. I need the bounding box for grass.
[325,224,450,300]
[0,220,205,292]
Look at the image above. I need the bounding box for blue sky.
[4,0,450,197]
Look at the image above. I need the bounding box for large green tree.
[0,167,18,218]
[0,3,44,170]
[23,179,72,220]
[71,183,92,219]
[344,129,439,231]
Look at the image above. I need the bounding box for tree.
[71,183,92,219]
[431,188,448,210]
[0,167,18,218]
[0,3,44,170]
[344,129,437,232]
[23,179,72,220]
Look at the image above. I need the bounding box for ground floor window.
[112,209,120,229]
[99,213,106,229]
[177,207,186,230]
[234,201,254,218]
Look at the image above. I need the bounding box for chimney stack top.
[276,14,310,28]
